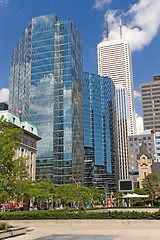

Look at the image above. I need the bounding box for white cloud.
[93,0,112,10]
[134,90,141,99]
[103,0,160,51]
[0,88,9,103]
[0,0,9,7]
[136,113,143,134]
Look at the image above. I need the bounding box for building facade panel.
[97,39,136,136]
[141,76,160,132]
[9,14,84,186]
[128,131,155,187]
[116,85,129,180]
[83,72,119,193]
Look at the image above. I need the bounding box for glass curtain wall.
[83,72,118,193]
[9,22,32,121]
[9,14,84,185]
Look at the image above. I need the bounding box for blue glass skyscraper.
[83,72,119,193]
[9,14,84,185]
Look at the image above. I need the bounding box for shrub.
[0,209,160,220]
[0,222,13,230]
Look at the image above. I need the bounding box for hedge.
[0,209,160,220]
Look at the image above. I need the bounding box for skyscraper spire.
[120,18,122,39]
[106,21,109,40]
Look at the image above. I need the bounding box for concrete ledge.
[0,227,26,239]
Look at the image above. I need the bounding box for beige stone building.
[137,141,152,188]
[0,110,41,180]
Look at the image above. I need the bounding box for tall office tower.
[97,39,136,136]
[116,84,129,180]
[9,14,84,186]
[141,75,160,132]
[83,72,119,193]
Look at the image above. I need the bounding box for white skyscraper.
[97,39,136,135]
[116,84,129,179]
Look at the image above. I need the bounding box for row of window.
[142,87,160,92]
[130,147,152,152]
[141,84,160,88]
[129,136,151,141]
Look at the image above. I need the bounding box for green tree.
[142,173,160,206]
[0,116,28,204]
[76,186,92,208]
[130,188,149,206]
[91,187,105,205]
[28,180,56,209]
[56,184,78,207]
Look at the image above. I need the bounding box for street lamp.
[70,177,80,187]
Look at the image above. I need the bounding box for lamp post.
[100,184,108,206]
[70,177,80,187]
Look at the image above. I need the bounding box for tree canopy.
[0,116,28,203]
[142,173,160,206]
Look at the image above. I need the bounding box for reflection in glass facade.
[9,14,84,186]
[83,73,119,193]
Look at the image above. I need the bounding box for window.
[148,137,151,140]
[135,149,138,152]
[149,148,152,151]
[130,149,133,152]
[143,105,152,108]
[130,137,133,141]
[135,143,138,146]
[130,143,133,147]
[148,142,151,145]
[142,88,150,92]
[139,143,142,146]
[134,138,137,141]
[141,85,150,88]
[131,154,134,158]
[131,166,135,170]
[131,160,134,164]
[143,137,146,140]
[139,137,142,141]
[21,148,24,157]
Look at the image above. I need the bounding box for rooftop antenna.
[120,18,122,39]
[106,21,109,40]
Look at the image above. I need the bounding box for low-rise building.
[128,130,155,187]
[128,130,160,187]
[0,110,41,180]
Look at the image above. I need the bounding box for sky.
[0,0,160,134]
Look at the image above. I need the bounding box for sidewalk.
[5,219,160,240]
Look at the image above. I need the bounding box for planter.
[0,227,26,239]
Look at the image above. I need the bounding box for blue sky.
[0,0,160,133]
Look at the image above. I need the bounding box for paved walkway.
[5,219,160,240]
[36,234,118,240]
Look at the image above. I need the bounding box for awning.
[122,193,149,198]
